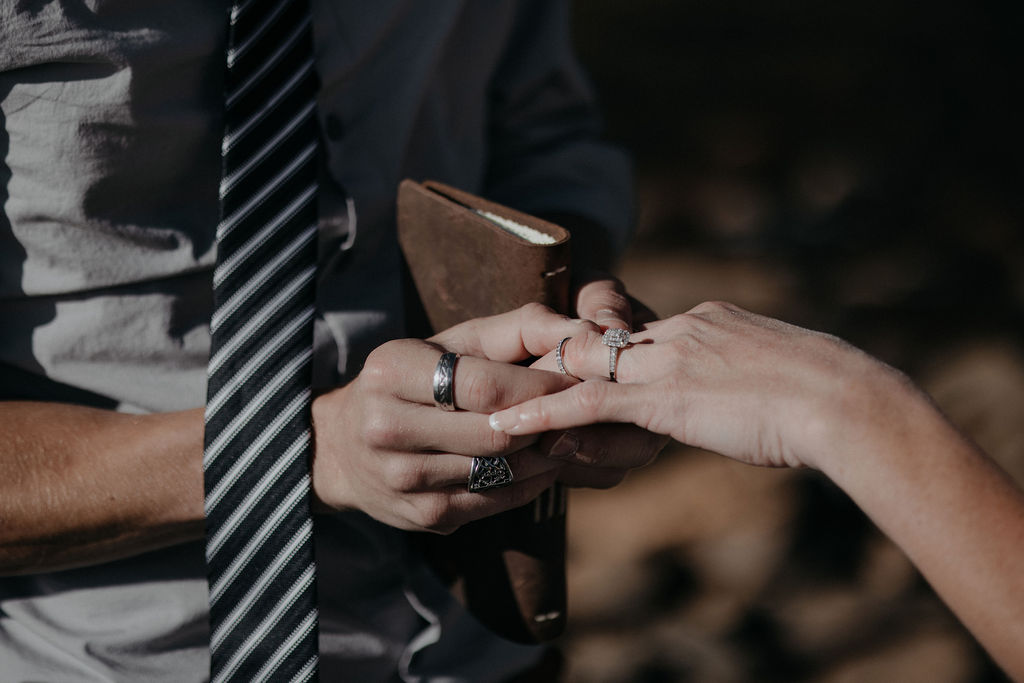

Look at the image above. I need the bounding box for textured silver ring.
[555,337,582,381]
[432,352,460,411]
[468,456,514,492]
[601,328,632,382]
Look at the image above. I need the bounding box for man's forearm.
[0,402,205,575]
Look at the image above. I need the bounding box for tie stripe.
[206,387,311,519]
[255,622,318,683]
[206,308,315,418]
[203,0,321,678]
[210,227,315,334]
[209,477,312,610]
[213,185,315,286]
[207,433,310,557]
[208,267,315,374]
[217,145,316,239]
[211,514,314,645]
[222,59,315,155]
[220,105,316,196]
[227,0,296,66]
[217,567,317,682]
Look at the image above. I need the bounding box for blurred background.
[562,2,1024,681]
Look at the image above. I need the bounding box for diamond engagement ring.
[432,352,460,411]
[467,456,514,492]
[601,328,631,382]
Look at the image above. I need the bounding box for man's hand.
[310,303,599,534]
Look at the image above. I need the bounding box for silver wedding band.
[432,351,460,411]
[555,336,582,381]
[601,328,632,382]
[468,456,514,492]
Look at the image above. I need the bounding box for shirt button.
[325,113,344,140]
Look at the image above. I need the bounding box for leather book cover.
[397,179,570,643]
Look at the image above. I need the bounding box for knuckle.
[383,458,426,493]
[666,312,691,328]
[564,330,602,377]
[531,403,556,431]
[656,313,693,338]
[690,300,736,316]
[361,411,398,448]
[441,327,470,352]
[573,381,608,419]
[520,301,553,318]
[461,371,506,411]
[413,493,454,532]
[665,313,712,345]
[360,346,394,390]
[487,428,514,454]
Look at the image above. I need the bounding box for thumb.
[575,274,632,331]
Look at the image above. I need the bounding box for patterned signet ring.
[468,456,514,492]
[432,352,460,411]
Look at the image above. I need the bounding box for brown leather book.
[397,179,570,643]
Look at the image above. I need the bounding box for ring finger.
[388,447,561,492]
[532,330,651,384]
[392,342,575,411]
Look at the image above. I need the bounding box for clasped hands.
[310,276,667,534]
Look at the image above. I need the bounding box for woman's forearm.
[0,402,206,575]
[816,388,1024,681]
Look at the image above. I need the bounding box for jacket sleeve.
[482,0,634,269]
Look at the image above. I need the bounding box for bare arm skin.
[824,379,1024,682]
[0,403,206,575]
[490,301,1024,680]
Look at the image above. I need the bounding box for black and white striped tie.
[202,0,320,680]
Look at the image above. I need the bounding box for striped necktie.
[202,0,321,680]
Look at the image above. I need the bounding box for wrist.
[808,361,937,484]
[310,386,358,513]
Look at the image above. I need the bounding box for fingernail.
[489,411,517,432]
[547,432,579,460]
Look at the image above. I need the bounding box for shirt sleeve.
[482,0,634,263]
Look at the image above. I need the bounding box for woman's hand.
[493,301,1024,680]
[490,301,917,472]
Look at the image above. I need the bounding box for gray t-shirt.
[0,1,632,680]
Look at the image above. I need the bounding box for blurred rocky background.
[562,2,1024,681]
